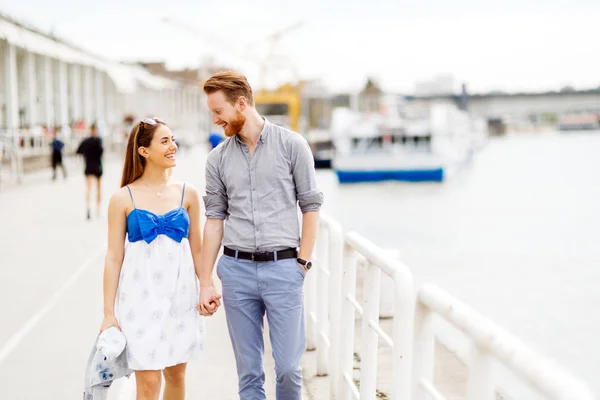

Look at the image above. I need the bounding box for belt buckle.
[251,253,255,261]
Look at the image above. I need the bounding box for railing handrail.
[345,231,412,280]
[418,284,596,400]
[343,229,415,400]
[307,212,596,400]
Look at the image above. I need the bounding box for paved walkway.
[0,145,481,400]
[0,146,311,399]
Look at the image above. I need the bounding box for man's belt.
[223,247,298,262]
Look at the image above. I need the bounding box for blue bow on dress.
[127,208,189,244]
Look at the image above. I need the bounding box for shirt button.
[252,188,256,191]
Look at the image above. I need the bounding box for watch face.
[306,261,312,270]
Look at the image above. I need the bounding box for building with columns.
[0,12,210,141]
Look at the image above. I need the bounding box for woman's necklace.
[143,182,167,197]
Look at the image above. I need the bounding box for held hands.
[198,286,222,316]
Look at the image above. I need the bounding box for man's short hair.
[203,70,254,106]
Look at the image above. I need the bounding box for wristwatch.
[297,258,312,271]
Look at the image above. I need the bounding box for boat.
[332,101,488,183]
[558,113,600,131]
[306,128,335,169]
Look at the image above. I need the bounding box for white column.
[155,91,161,117]
[183,88,190,123]
[160,89,169,121]
[83,66,94,124]
[172,89,178,123]
[69,64,81,122]
[57,61,69,127]
[105,81,116,126]
[177,89,183,125]
[171,89,178,125]
[158,89,164,120]
[42,55,54,128]
[4,43,20,129]
[95,69,105,121]
[137,88,146,118]
[167,89,174,123]
[25,52,38,127]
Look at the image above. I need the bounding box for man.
[50,127,67,181]
[199,70,324,399]
[76,122,104,220]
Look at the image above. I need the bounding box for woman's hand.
[99,314,121,333]
[198,286,222,316]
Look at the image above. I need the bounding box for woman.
[99,118,219,400]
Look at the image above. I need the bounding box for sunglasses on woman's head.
[134,117,166,148]
[140,117,165,126]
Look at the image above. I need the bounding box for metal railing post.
[466,344,494,400]
[359,260,381,400]
[328,219,344,398]
[339,245,358,400]
[411,302,434,400]
[316,223,330,376]
[391,262,415,400]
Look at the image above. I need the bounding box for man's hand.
[298,262,307,275]
[198,286,222,316]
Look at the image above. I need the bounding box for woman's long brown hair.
[120,119,167,187]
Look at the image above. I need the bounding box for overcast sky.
[2,0,599,93]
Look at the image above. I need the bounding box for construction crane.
[161,17,260,64]
[161,17,304,89]
[255,21,304,89]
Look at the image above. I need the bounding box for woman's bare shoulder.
[109,186,132,208]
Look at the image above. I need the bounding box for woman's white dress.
[115,184,204,370]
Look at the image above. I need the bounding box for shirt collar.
[235,117,269,144]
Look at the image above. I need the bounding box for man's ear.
[237,96,247,111]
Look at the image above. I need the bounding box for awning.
[0,17,180,93]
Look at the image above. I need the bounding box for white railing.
[306,212,596,400]
[307,214,415,400]
[412,284,596,400]
[0,128,121,187]
[305,213,342,378]
[339,231,415,400]
[0,129,57,157]
[0,131,29,185]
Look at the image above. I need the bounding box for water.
[317,131,600,396]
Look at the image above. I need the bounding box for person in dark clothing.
[76,123,104,220]
[50,129,67,180]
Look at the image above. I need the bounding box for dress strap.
[126,186,136,208]
[180,182,186,206]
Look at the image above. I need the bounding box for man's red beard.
[223,110,246,137]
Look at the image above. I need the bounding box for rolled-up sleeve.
[291,136,324,213]
[203,152,228,219]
